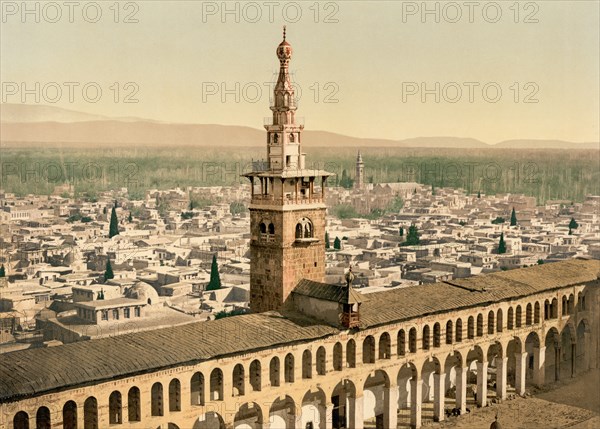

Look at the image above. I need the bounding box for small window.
[101,310,108,321]
[124,308,130,318]
[268,223,275,234]
[135,307,141,317]
[113,309,119,320]
[260,223,267,234]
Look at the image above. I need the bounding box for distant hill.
[1,103,597,150]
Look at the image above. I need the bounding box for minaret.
[244,29,333,313]
[354,150,364,190]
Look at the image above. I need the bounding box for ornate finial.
[283,25,286,40]
[345,266,355,287]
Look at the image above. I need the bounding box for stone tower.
[244,28,333,313]
[354,150,364,190]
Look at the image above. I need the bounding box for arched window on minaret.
[295,223,303,239]
[260,223,267,234]
[289,133,295,142]
[273,134,278,144]
[268,223,275,234]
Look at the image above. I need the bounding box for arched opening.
[191,372,205,406]
[332,379,357,429]
[422,325,431,350]
[506,337,524,394]
[444,351,465,416]
[486,342,503,400]
[13,411,29,429]
[109,391,122,424]
[534,301,541,323]
[576,320,589,373]
[295,223,302,239]
[507,307,514,330]
[562,296,567,316]
[269,396,296,429]
[544,299,550,320]
[250,360,262,391]
[193,412,225,429]
[497,309,503,332]
[270,357,280,387]
[234,402,263,429]
[516,305,522,328]
[420,358,443,425]
[446,320,453,345]
[346,339,356,368]
[433,323,441,347]
[526,303,533,325]
[378,332,391,359]
[545,328,560,383]
[487,311,495,335]
[316,346,327,375]
[302,388,327,429]
[63,401,77,429]
[210,368,223,401]
[364,369,392,428]
[302,350,313,379]
[467,316,475,339]
[151,383,164,416]
[260,222,267,234]
[333,342,343,371]
[169,379,181,412]
[409,327,417,353]
[525,332,541,386]
[398,329,406,355]
[268,223,275,234]
[551,298,558,319]
[456,318,463,342]
[568,294,574,314]
[396,363,420,427]
[284,353,295,382]
[466,346,486,408]
[83,397,98,429]
[233,364,245,396]
[476,314,484,337]
[296,217,313,239]
[128,387,141,421]
[561,325,576,379]
[36,407,51,429]
[363,335,375,363]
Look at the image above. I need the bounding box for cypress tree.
[128,212,133,222]
[325,231,330,249]
[498,232,507,254]
[399,227,404,237]
[109,207,119,238]
[0,264,5,277]
[569,217,578,233]
[334,237,341,250]
[477,190,481,198]
[207,254,221,291]
[405,225,420,246]
[104,259,114,281]
[510,208,517,226]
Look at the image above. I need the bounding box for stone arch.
[151,382,164,416]
[259,222,267,234]
[525,331,541,385]
[296,217,313,239]
[268,223,275,235]
[63,400,77,429]
[301,388,327,429]
[191,372,204,406]
[455,318,463,342]
[331,379,358,429]
[234,402,263,429]
[545,327,561,382]
[497,308,504,332]
[445,320,453,345]
[363,335,376,363]
[422,325,431,350]
[193,412,225,429]
[567,294,575,314]
[409,327,417,353]
[551,298,558,318]
[397,329,406,356]
[397,362,420,426]
[433,322,441,347]
[346,339,356,368]
[534,301,541,323]
[270,356,280,387]
[333,342,343,371]
[516,305,522,328]
[561,324,577,378]
[285,353,295,382]
[544,299,551,320]
[526,303,533,325]
[269,396,296,429]
[250,359,262,391]
[378,332,391,359]
[109,390,122,424]
[128,386,141,421]
[576,319,590,373]
[210,368,223,400]
[169,378,181,412]
[562,295,568,316]
[506,336,524,394]
[316,346,327,375]
[302,349,313,379]
[476,314,484,337]
[36,406,51,429]
[487,310,495,335]
[507,307,514,330]
[233,363,245,396]
[421,356,443,423]
[13,411,29,429]
[83,396,98,429]
[467,316,475,339]
[364,369,392,427]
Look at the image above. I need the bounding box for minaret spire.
[283,25,286,41]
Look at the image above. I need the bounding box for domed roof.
[126,281,159,305]
[277,26,292,62]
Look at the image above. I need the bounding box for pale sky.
[1,0,599,143]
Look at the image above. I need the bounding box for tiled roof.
[293,279,364,304]
[0,259,597,402]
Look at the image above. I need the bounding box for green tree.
[498,232,507,254]
[537,259,545,265]
[104,259,114,281]
[128,212,133,222]
[491,217,505,225]
[325,231,330,249]
[403,225,420,246]
[206,254,221,291]
[109,207,119,238]
[510,207,517,226]
[399,227,404,237]
[0,264,5,277]
[569,217,578,235]
[477,190,481,198]
[333,237,341,250]
[230,201,247,215]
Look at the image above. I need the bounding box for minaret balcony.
[264,117,305,127]
[251,194,324,206]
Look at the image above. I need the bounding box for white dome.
[125,281,159,305]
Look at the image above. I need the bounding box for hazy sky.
[1,1,599,143]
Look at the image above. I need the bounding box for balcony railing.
[251,195,323,206]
